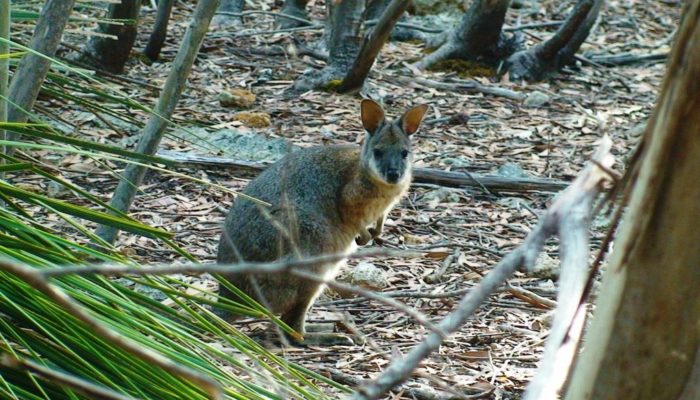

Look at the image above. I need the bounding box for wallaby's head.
[360,99,429,185]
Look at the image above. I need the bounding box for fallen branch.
[156,150,568,194]
[348,136,614,400]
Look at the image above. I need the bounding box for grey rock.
[523,91,550,107]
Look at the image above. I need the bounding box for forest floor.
[31,0,680,398]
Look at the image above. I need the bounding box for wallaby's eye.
[401,150,409,159]
[373,149,384,158]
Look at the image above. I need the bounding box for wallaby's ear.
[361,99,386,135]
[400,104,429,136]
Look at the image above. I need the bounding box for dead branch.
[348,136,614,400]
[0,354,135,400]
[156,150,568,194]
[0,258,223,400]
[396,76,526,101]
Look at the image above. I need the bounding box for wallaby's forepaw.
[356,227,382,246]
[355,228,372,245]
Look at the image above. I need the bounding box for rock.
[496,162,529,178]
[232,111,271,128]
[176,128,296,163]
[219,88,256,108]
[523,91,550,107]
[422,187,462,208]
[532,252,559,280]
[349,262,387,290]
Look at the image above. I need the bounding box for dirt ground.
[30,0,680,398]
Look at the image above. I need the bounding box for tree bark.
[338,0,410,94]
[6,0,76,155]
[276,0,310,29]
[81,0,141,73]
[565,3,700,399]
[413,0,516,70]
[211,0,244,28]
[291,0,365,92]
[144,0,176,61]
[505,0,603,81]
[95,0,221,245]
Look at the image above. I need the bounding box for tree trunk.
[338,0,410,94]
[211,0,244,28]
[6,0,76,155]
[82,0,141,73]
[144,0,176,61]
[291,0,364,92]
[505,0,603,81]
[276,0,310,29]
[413,0,517,70]
[565,3,700,399]
[95,0,221,245]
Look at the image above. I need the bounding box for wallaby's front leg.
[368,215,385,239]
[356,216,385,245]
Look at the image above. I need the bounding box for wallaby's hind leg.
[279,284,354,346]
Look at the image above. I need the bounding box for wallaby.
[216,99,429,345]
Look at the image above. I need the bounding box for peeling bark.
[565,3,700,398]
[81,0,141,73]
[505,0,603,81]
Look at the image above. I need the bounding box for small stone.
[496,162,529,178]
[523,91,550,107]
[219,88,256,108]
[532,252,559,280]
[349,262,387,290]
[232,112,271,128]
[422,188,462,208]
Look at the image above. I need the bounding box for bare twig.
[40,248,419,278]
[0,353,136,400]
[0,259,222,399]
[349,136,615,400]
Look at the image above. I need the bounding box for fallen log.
[156,149,568,194]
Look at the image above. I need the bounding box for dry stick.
[0,259,222,399]
[524,136,614,400]
[397,76,526,102]
[95,0,221,245]
[0,354,136,400]
[39,248,439,334]
[338,0,410,93]
[41,248,418,278]
[349,137,614,400]
[155,149,568,193]
[5,0,76,156]
[322,367,488,400]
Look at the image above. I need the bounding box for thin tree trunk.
[6,0,76,155]
[505,0,603,81]
[338,0,410,94]
[291,0,365,92]
[82,0,141,73]
[565,3,700,399]
[95,0,221,245]
[144,0,176,61]
[413,0,514,70]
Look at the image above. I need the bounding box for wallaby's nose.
[387,169,400,183]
